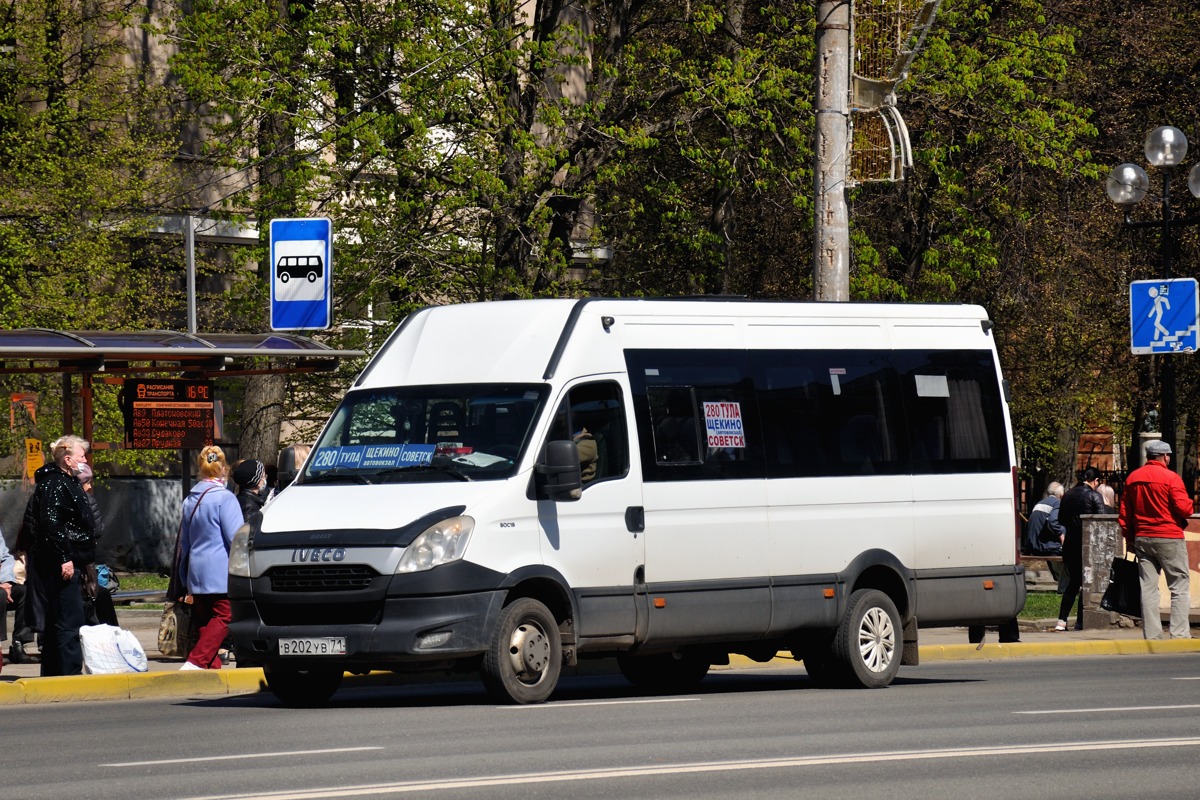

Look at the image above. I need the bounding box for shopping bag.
[1100,556,1141,618]
[157,600,195,658]
[80,624,149,674]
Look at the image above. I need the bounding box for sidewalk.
[1,610,1198,705]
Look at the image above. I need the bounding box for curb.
[0,668,267,705]
[3,639,1199,706]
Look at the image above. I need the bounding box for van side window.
[648,386,701,464]
[625,349,762,482]
[547,382,629,485]
[895,351,1009,474]
[754,351,906,477]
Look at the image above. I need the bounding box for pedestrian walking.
[1119,440,1194,639]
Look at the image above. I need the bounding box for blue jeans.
[1135,537,1192,640]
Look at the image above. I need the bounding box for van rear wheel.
[263,665,343,707]
[481,597,562,704]
[831,589,902,689]
[617,652,710,691]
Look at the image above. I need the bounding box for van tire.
[831,589,902,689]
[799,645,837,686]
[481,597,561,704]
[307,271,318,282]
[263,665,343,707]
[617,651,710,691]
[279,273,289,283]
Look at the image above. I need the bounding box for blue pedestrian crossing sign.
[270,218,332,331]
[1130,278,1199,354]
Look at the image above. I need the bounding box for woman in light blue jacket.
[176,445,244,670]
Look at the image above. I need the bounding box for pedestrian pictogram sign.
[270,218,332,331]
[1130,278,1199,354]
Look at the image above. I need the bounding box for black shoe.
[8,642,28,664]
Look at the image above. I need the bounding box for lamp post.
[1106,126,1200,467]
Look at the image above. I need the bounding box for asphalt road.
[5,654,1200,800]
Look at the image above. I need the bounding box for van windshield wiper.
[300,470,373,485]
[375,463,472,482]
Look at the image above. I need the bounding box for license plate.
[279,637,346,656]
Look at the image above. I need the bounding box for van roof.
[354,298,994,390]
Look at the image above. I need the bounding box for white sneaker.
[179,661,202,671]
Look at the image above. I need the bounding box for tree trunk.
[240,372,286,464]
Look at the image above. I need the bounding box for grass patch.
[113,573,169,592]
[1020,591,1062,620]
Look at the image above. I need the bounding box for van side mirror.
[277,444,307,491]
[536,440,583,501]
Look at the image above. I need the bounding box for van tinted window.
[625,350,762,481]
[753,350,906,477]
[627,347,1008,482]
[894,350,1009,474]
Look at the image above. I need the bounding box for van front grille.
[268,565,378,592]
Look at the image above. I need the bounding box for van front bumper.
[229,578,507,670]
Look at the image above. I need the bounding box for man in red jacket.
[1118,440,1195,639]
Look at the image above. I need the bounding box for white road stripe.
[178,737,1200,800]
[499,698,695,709]
[1014,704,1200,715]
[101,747,383,768]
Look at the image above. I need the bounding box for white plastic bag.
[80,624,150,674]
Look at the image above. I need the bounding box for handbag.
[158,600,195,658]
[1100,554,1142,618]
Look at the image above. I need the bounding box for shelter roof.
[0,329,365,376]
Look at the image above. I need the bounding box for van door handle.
[625,506,645,534]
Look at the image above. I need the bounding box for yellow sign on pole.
[24,438,43,484]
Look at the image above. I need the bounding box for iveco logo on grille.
[291,547,347,563]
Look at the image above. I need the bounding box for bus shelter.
[0,328,365,451]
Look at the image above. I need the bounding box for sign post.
[269,218,333,331]
[1130,278,1199,354]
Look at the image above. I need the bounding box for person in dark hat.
[232,459,268,523]
[1120,439,1194,639]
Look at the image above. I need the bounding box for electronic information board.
[120,380,215,450]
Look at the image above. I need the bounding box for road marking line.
[101,747,383,768]
[1014,704,1200,715]
[177,737,1200,800]
[499,698,695,709]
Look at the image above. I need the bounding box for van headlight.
[228,523,252,578]
[396,516,474,573]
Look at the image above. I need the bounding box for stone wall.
[0,478,184,573]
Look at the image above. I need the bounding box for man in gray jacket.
[1024,482,1065,555]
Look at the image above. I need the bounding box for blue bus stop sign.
[1130,278,1199,354]
[270,218,332,331]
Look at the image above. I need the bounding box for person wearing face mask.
[231,459,268,522]
[24,435,96,676]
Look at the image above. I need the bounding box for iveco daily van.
[228,298,1024,705]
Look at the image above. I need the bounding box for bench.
[1021,554,1065,591]
[110,589,167,605]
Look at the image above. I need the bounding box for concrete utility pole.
[813,0,852,301]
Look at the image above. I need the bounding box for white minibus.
[228,298,1024,705]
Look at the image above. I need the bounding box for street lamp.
[1106,126,1200,466]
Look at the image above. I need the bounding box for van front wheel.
[481,597,562,704]
[832,589,902,689]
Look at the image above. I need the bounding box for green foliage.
[3,0,1199,483]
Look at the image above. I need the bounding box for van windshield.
[301,384,547,484]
